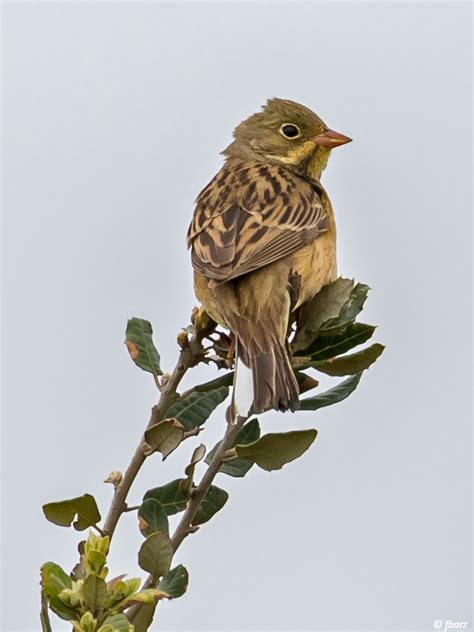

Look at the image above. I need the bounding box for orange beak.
[312,128,352,148]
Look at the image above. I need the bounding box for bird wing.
[187,160,329,282]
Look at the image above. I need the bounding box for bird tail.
[210,263,300,421]
[231,334,300,418]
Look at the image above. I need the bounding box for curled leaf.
[181,444,206,494]
[143,418,184,458]
[42,494,101,531]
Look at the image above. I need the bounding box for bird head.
[223,98,351,179]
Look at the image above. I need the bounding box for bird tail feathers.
[231,335,299,419]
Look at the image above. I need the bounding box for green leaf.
[104,575,128,606]
[82,574,106,614]
[104,578,141,611]
[138,499,169,537]
[329,282,369,328]
[311,343,384,376]
[48,599,78,622]
[303,323,376,360]
[293,279,370,353]
[143,479,189,515]
[293,278,355,350]
[193,485,229,525]
[43,494,101,531]
[158,564,189,598]
[165,386,229,431]
[299,373,363,410]
[193,372,234,392]
[138,532,173,578]
[232,430,317,471]
[205,418,261,477]
[143,418,184,458]
[41,562,72,596]
[102,614,134,632]
[87,550,107,575]
[125,317,162,377]
[40,562,77,621]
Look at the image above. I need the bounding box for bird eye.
[279,123,301,139]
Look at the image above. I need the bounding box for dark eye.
[279,123,301,139]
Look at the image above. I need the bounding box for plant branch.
[92,524,107,537]
[102,332,204,538]
[40,592,52,632]
[128,411,247,623]
[171,415,246,550]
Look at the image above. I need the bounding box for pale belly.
[288,229,337,309]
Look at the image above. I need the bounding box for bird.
[187,98,351,419]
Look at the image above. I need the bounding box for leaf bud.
[103,471,123,487]
[73,612,98,632]
[177,330,190,349]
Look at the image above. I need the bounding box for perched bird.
[187,98,351,417]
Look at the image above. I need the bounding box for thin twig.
[171,414,246,550]
[92,524,107,537]
[40,592,52,632]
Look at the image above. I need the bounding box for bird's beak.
[312,128,352,148]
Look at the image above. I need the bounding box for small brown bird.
[187,98,351,417]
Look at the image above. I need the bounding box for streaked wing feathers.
[187,159,328,281]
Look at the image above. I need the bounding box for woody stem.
[102,335,202,538]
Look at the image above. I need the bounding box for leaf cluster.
[41,530,187,632]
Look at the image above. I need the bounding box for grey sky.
[2,2,472,631]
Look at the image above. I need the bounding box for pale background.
[1,1,472,631]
